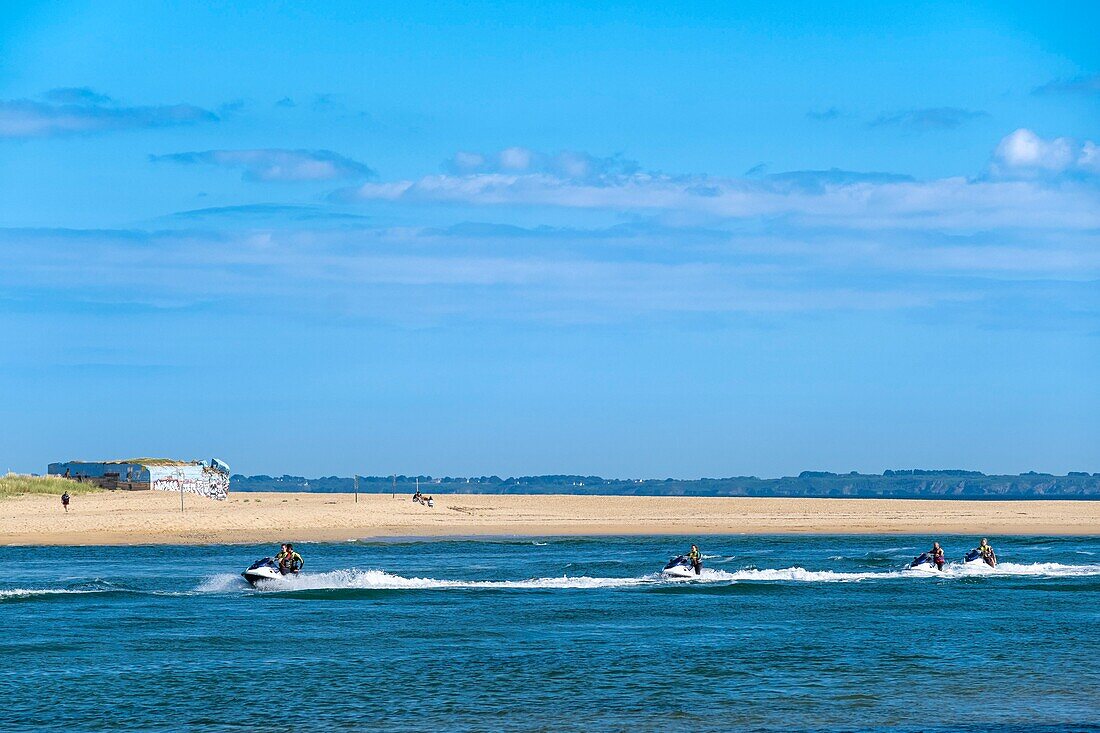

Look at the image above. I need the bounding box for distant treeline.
[231,470,1100,498]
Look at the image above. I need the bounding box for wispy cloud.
[806,107,840,121]
[167,203,371,223]
[1032,74,1100,96]
[443,147,640,181]
[152,149,375,182]
[2,205,1095,328]
[333,144,1100,232]
[870,107,988,130]
[0,90,218,138]
[760,169,914,191]
[42,87,113,105]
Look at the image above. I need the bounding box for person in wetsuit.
[974,538,996,568]
[929,542,945,571]
[687,544,702,575]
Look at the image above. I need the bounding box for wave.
[197,573,251,592]
[0,588,102,600]
[210,566,898,592]
[703,567,890,582]
[194,557,1100,594]
[13,560,1100,600]
[902,561,1100,578]
[0,578,138,600]
[251,569,655,591]
[953,561,1100,577]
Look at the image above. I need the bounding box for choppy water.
[4,535,1099,732]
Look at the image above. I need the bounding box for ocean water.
[4,535,1099,732]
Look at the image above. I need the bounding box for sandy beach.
[1,490,1097,545]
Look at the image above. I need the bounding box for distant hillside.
[231,470,1100,498]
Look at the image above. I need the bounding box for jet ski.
[662,555,700,579]
[906,552,943,573]
[242,557,294,586]
[964,549,996,569]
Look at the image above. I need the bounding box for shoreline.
[2,491,1098,545]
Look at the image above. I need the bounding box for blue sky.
[1,1,1097,477]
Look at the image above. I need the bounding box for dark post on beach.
[354,474,359,503]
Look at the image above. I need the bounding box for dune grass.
[0,473,101,498]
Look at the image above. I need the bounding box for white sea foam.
[702,567,891,583]
[250,569,656,591]
[960,561,1100,577]
[905,561,1100,578]
[0,588,99,600]
[196,560,1100,594]
[197,573,250,592]
[226,566,898,591]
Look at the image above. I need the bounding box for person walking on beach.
[929,542,945,571]
[687,544,702,575]
[61,491,70,512]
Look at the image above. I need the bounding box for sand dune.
[1,490,1097,545]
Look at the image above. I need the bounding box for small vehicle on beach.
[661,555,699,579]
[242,557,298,586]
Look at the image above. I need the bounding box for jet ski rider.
[929,542,945,571]
[275,543,304,575]
[687,544,702,575]
[975,538,997,568]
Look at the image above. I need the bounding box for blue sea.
[5,535,1099,732]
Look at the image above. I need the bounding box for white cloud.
[152,149,375,182]
[991,128,1100,177]
[498,146,534,171]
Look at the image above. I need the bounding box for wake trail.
[203,561,1100,592]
